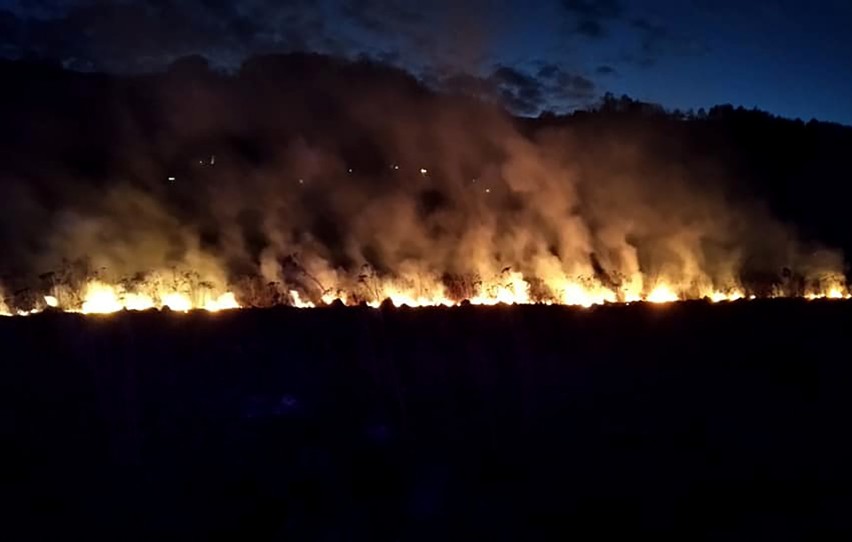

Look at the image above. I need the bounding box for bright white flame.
[290,290,315,308]
[44,295,59,308]
[827,288,845,299]
[124,293,155,311]
[709,290,744,303]
[647,285,679,304]
[560,283,616,307]
[204,292,240,312]
[470,272,530,305]
[161,293,192,312]
[81,283,124,314]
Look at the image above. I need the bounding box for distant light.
[168,176,176,182]
[298,179,304,184]
[348,168,353,174]
[472,178,477,183]
[420,168,428,175]
[485,188,491,194]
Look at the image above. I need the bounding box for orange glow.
[646,285,679,304]
[1,269,851,317]
[73,280,239,315]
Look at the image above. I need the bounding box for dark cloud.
[433,65,543,116]
[631,17,669,55]
[0,0,604,115]
[575,19,606,38]
[557,1,708,69]
[537,63,596,103]
[492,65,540,91]
[596,64,617,75]
[491,66,547,115]
[561,0,623,20]
[338,0,495,70]
[437,62,597,116]
[627,16,710,66]
[537,64,559,79]
[341,0,424,34]
[561,0,623,38]
[0,0,494,74]
[0,1,339,71]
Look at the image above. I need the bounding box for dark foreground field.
[2,300,852,540]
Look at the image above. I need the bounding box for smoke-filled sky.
[1,0,851,124]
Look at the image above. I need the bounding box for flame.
[709,290,745,303]
[381,289,455,308]
[161,293,192,312]
[469,271,531,306]
[204,292,240,312]
[123,293,156,311]
[560,282,616,307]
[646,285,679,304]
[293,271,852,309]
[81,282,125,314]
[1,267,851,317]
[291,290,316,308]
[75,280,239,315]
[828,288,845,299]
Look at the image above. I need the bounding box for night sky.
[1,0,851,124]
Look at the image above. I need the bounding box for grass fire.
[1,268,849,317]
[2,56,851,320]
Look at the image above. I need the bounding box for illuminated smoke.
[0,55,847,315]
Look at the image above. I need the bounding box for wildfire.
[204,292,240,312]
[646,285,679,304]
[1,270,851,317]
[49,280,243,315]
[81,283,126,314]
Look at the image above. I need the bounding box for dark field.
[3,301,852,539]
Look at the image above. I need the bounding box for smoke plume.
[0,54,845,312]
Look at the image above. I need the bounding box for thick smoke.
[0,54,845,311]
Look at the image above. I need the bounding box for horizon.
[4,51,851,129]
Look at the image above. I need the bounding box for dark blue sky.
[2,0,851,124]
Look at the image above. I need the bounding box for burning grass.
[1,262,848,317]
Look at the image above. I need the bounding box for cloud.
[338,0,496,70]
[596,65,617,75]
[436,63,597,116]
[0,0,496,74]
[561,0,623,38]
[575,19,606,38]
[561,0,623,20]
[0,0,333,70]
[631,17,669,55]
[558,1,708,68]
[625,16,710,67]
[537,63,596,100]
[340,0,425,34]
